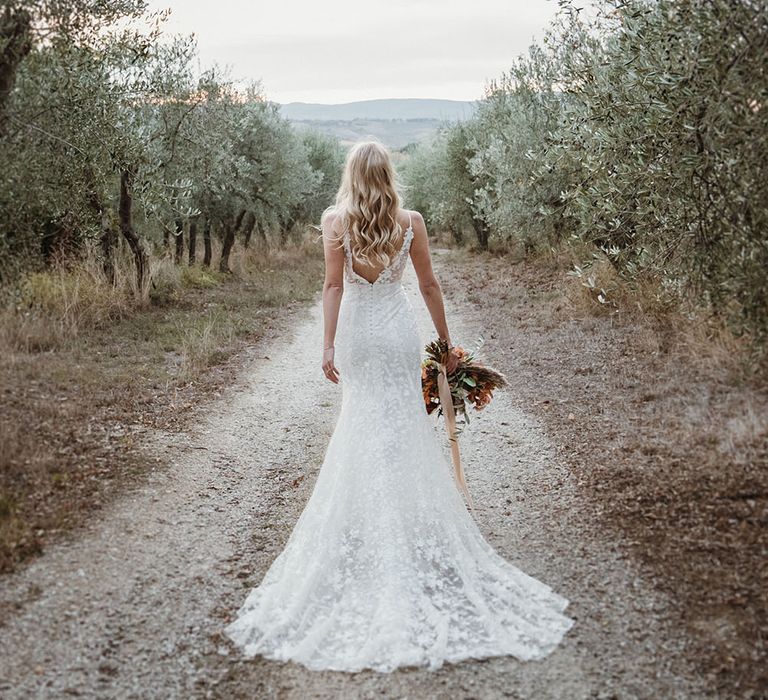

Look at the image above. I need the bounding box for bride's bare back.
[345,210,412,285]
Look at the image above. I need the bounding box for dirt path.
[0,258,710,699]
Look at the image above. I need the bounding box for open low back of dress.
[344,210,414,286]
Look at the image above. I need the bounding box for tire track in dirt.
[0,257,708,699]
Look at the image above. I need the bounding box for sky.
[144,0,561,105]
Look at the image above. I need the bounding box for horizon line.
[270,96,483,106]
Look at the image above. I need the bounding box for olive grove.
[0,1,344,296]
[403,0,767,342]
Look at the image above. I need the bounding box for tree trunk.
[0,7,31,135]
[202,217,212,267]
[470,216,490,250]
[188,217,198,265]
[86,185,117,284]
[174,217,184,264]
[242,212,256,248]
[100,208,117,284]
[40,219,57,263]
[258,222,269,250]
[449,223,464,246]
[234,208,247,232]
[119,169,148,299]
[279,219,292,246]
[219,219,235,273]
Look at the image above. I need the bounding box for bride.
[224,140,574,672]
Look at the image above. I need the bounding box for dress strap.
[341,228,351,254]
[408,210,412,231]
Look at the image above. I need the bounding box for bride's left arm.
[410,213,459,373]
[321,215,344,383]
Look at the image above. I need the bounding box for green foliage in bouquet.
[421,338,507,428]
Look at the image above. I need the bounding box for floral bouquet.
[421,338,507,429]
[421,338,507,510]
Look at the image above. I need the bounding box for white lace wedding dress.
[224,213,574,672]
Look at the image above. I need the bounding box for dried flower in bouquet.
[421,338,508,431]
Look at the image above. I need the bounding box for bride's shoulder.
[321,206,343,235]
[401,209,425,234]
[321,205,337,224]
[400,208,424,225]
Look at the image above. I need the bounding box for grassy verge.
[0,240,324,573]
[437,246,767,697]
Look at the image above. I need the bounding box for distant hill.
[276,98,478,121]
[275,98,479,149]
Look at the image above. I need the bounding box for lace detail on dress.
[224,210,574,672]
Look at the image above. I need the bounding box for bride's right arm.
[410,212,459,373]
[321,214,344,383]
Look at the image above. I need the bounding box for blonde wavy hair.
[321,139,405,268]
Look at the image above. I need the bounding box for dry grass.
[0,248,135,352]
[176,309,236,380]
[439,248,767,697]
[0,236,324,573]
[549,244,762,380]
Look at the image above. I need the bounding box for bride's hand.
[445,347,459,374]
[322,346,340,384]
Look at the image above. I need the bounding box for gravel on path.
[0,259,709,699]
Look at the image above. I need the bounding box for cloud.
[147,0,560,102]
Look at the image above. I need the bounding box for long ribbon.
[437,364,474,510]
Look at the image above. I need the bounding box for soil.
[0,251,761,699]
[438,251,767,699]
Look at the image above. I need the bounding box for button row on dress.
[368,290,374,336]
